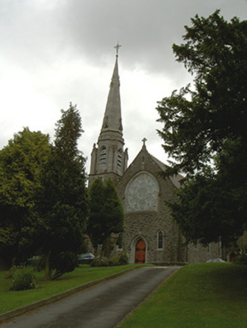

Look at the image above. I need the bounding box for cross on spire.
[142,137,147,146]
[114,42,121,56]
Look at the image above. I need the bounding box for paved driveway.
[1,266,179,328]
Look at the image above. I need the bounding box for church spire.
[89,44,128,187]
[100,44,123,137]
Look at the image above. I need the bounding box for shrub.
[99,257,119,267]
[10,266,38,291]
[90,252,128,267]
[234,246,247,265]
[118,252,128,265]
[51,251,77,280]
[27,256,45,271]
[5,265,18,279]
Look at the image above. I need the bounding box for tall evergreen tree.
[34,103,88,280]
[87,178,105,251]
[157,11,247,245]
[88,178,124,257]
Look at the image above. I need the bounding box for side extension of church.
[89,47,220,265]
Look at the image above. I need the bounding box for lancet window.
[157,231,164,249]
[99,147,107,167]
[117,150,122,169]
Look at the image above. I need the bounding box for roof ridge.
[150,154,168,168]
[150,154,183,188]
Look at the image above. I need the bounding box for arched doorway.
[135,239,146,264]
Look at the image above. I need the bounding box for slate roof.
[150,154,183,189]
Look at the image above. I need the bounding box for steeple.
[100,52,123,139]
[89,44,128,187]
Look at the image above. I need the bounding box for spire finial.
[142,138,147,146]
[114,42,121,56]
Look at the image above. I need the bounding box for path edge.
[0,266,143,323]
[114,267,181,328]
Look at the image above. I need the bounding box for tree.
[87,178,124,258]
[0,128,51,266]
[87,178,105,251]
[103,179,124,255]
[33,103,88,280]
[169,167,245,246]
[156,11,247,245]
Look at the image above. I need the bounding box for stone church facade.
[89,48,219,264]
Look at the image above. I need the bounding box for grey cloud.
[0,0,246,168]
[1,0,245,77]
[53,0,246,77]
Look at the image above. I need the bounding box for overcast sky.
[0,0,246,174]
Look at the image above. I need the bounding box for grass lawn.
[119,263,247,328]
[0,264,137,314]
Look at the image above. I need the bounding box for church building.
[89,45,219,265]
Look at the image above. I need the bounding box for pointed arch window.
[157,231,164,249]
[117,149,122,169]
[99,147,107,167]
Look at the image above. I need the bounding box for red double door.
[135,239,146,264]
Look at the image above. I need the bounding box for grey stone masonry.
[116,144,187,265]
[88,55,128,188]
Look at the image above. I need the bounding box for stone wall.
[187,242,220,263]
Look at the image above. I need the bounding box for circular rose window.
[126,173,159,212]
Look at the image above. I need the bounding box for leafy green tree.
[169,167,245,246]
[88,178,124,258]
[87,178,105,251]
[0,128,51,266]
[157,11,247,245]
[33,103,88,280]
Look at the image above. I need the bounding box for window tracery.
[126,173,159,212]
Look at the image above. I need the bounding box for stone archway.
[135,239,146,264]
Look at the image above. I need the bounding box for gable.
[116,145,182,210]
[117,145,182,191]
